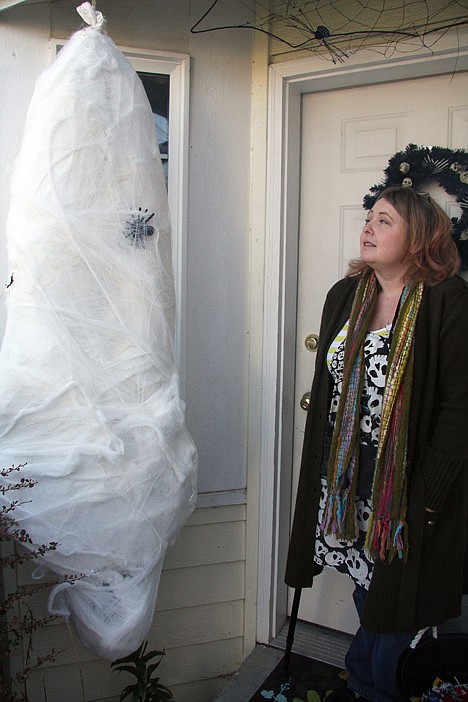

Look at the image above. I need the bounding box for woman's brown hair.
[348,186,461,285]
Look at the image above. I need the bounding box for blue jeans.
[345,586,416,702]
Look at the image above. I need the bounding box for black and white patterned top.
[314,321,392,589]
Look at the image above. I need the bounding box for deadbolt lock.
[300,392,311,411]
[305,333,319,352]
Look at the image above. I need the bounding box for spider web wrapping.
[191,0,468,63]
[0,15,197,660]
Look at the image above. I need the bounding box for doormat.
[248,652,348,701]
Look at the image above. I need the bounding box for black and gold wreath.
[363,144,468,270]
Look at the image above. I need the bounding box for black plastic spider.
[125,207,155,247]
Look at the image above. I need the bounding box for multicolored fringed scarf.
[320,272,424,563]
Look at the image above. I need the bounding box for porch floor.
[213,621,353,702]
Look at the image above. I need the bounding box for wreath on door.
[363,144,468,270]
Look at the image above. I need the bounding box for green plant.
[111,641,175,702]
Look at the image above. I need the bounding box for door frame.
[257,28,468,644]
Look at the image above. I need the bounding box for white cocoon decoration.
[0,3,197,660]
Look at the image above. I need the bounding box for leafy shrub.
[1,464,64,701]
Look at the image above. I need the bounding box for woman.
[285,186,468,701]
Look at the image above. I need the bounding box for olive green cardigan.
[285,274,468,633]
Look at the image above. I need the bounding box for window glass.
[138,72,170,186]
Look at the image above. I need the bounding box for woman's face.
[360,198,408,279]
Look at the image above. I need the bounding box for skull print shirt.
[314,321,392,589]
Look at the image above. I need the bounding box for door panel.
[292,71,468,633]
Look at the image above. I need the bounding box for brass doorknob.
[300,392,311,411]
[305,333,319,352]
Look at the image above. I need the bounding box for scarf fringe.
[321,490,359,542]
[364,515,409,563]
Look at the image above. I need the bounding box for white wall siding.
[185,0,252,499]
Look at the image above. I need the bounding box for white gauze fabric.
[0,3,197,661]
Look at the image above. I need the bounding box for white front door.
[291,70,468,633]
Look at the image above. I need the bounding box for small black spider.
[125,207,155,247]
[314,25,330,40]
